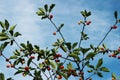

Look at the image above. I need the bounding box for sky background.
[0,0,120,80]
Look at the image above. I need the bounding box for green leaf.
[41,15,48,20]
[90,44,94,50]
[87,12,91,17]
[38,8,44,13]
[39,63,44,68]
[59,72,68,79]
[87,64,94,69]
[81,11,86,17]
[9,55,18,59]
[67,62,73,70]
[38,8,45,16]
[58,24,64,31]
[27,41,33,50]
[10,40,14,45]
[96,58,103,69]
[97,72,103,77]
[9,31,14,36]
[0,21,5,28]
[81,10,91,18]
[14,70,24,75]
[34,70,41,76]
[100,67,110,72]
[102,44,106,49]
[13,59,20,65]
[112,73,117,79]
[44,4,48,12]
[80,47,90,54]
[60,23,64,28]
[60,45,67,52]
[14,32,21,37]
[36,11,45,16]
[10,25,16,31]
[5,19,9,30]
[13,50,20,56]
[33,70,43,80]
[22,71,29,76]
[34,45,39,50]
[49,4,55,12]
[27,58,32,66]
[0,73,5,80]
[0,42,9,51]
[85,52,96,60]
[9,25,16,36]
[65,42,71,50]
[114,11,118,19]
[72,42,78,49]
[69,53,80,61]
[0,36,9,41]
[7,77,14,80]
[52,42,59,46]
[87,70,93,73]
[50,61,56,69]
[0,33,6,36]
[20,43,27,49]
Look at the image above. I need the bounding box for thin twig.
[96,28,112,48]
[96,21,118,49]
[48,18,66,43]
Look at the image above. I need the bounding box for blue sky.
[0,0,120,80]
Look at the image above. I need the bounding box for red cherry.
[47,67,51,71]
[118,56,120,59]
[6,64,10,68]
[57,75,62,79]
[86,21,91,25]
[60,65,64,69]
[100,47,104,51]
[24,66,29,71]
[53,32,56,35]
[56,54,62,57]
[10,64,14,68]
[49,14,53,19]
[55,59,60,62]
[111,54,116,58]
[58,54,62,57]
[54,54,62,58]
[118,47,120,52]
[111,25,117,29]
[30,56,35,59]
